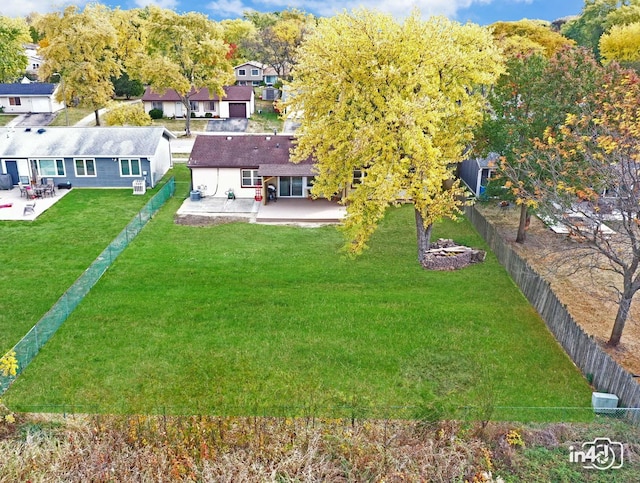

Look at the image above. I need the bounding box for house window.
[206,101,216,111]
[152,101,162,110]
[74,158,96,177]
[238,69,246,76]
[190,101,198,111]
[241,169,261,187]
[35,159,65,177]
[352,168,364,187]
[9,97,21,106]
[120,158,141,177]
[251,69,259,76]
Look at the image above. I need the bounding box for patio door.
[279,176,304,197]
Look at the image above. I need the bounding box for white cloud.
[0,0,92,18]
[207,0,248,18]
[134,0,179,9]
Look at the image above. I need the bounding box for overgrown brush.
[0,414,638,482]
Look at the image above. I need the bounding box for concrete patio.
[0,186,72,221]
[176,196,346,225]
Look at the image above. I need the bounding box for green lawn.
[0,181,179,350]
[2,166,592,419]
[0,114,18,127]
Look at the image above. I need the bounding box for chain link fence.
[0,178,176,394]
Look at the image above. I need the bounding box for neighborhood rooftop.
[0,126,175,158]
[0,83,57,96]
[142,85,253,102]
[188,134,314,171]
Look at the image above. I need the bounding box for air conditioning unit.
[592,392,619,414]
[132,179,146,195]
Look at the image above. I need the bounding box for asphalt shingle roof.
[142,85,253,102]
[0,83,57,96]
[188,134,314,170]
[0,127,174,158]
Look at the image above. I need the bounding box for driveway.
[205,118,248,132]
[6,113,57,127]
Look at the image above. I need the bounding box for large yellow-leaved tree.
[134,7,235,136]
[36,4,120,126]
[284,10,504,262]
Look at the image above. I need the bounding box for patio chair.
[24,186,36,200]
[18,182,28,198]
[23,201,36,216]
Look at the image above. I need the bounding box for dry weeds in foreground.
[0,413,637,482]
[477,203,640,377]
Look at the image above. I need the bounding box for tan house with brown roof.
[188,134,317,200]
[141,85,255,119]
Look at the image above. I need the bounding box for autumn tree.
[103,101,151,126]
[0,16,30,82]
[477,46,605,243]
[133,7,234,136]
[244,9,314,79]
[600,22,640,68]
[284,10,503,261]
[515,67,640,347]
[562,0,640,57]
[491,19,574,58]
[36,4,120,126]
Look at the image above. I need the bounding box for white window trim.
[241,169,261,187]
[33,158,65,177]
[238,69,246,76]
[74,158,97,177]
[251,69,260,76]
[120,158,141,177]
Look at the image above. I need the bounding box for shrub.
[190,111,196,118]
[148,108,163,120]
[205,112,213,118]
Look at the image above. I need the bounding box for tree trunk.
[608,292,633,346]
[516,203,529,244]
[94,109,101,126]
[415,208,433,264]
[185,103,192,137]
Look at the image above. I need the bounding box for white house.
[141,85,255,119]
[0,82,64,114]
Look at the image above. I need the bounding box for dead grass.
[477,202,640,377]
[0,412,637,481]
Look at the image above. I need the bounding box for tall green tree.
[562,0,640,57]
[284,10,504,261]
[0,16,30,82]
[133,6,234,136]
[36,5,120,126]
[477,47,605,243]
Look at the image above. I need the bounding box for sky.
[2,0,586,25]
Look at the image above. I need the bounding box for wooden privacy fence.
[465,206,640,423]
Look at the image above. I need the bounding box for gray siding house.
[0,126,174,188]
[458,153,499,197]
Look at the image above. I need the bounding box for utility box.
[592,392,619,414]
[133,179,146,195]
[190,190,201,201]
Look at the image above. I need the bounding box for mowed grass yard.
[3,166,592,419]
